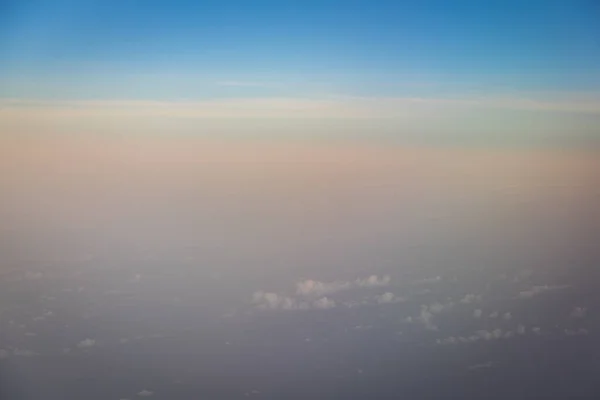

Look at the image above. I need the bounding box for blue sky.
[1,0,599,143]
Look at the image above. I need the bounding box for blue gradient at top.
[1,0,599,98]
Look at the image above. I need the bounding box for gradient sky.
[2,2,600,399]
[1,0,600,144]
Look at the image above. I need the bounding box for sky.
[1,1,600,400]
[1,0,600,145]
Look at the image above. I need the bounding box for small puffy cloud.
[489,311,499,319]
[296,275,390,297]
[415,275,442,285]
[503,312,513,321]
[313,297,336,310]
[429,302,447,314]
[517,324,526,335]
[137,390,154,397]
[418,305,438,331]
[252,291,308,311]
[532,327,542,335]
[473,309,483,318]
[357,275,391,288]
[77,338,96,349]
[565,328,589,336]
[518,285,569,299]
[476,329,504,341]
[296,280,351,297]
[570,307,587,318]
[375,292,403,304]
[415,302,454,330]
[460,294,481,304]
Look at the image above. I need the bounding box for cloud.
[0,349,8,359]
[503,312,513,321]
[412,301,455,330]
[137,390,154,397]
[438,328,521,345]
[532,327,542,335]
[417,305,439,331]
[414,276,442,285]
[429,302,449,314]
[459,294,481,304]
[473,309,483,318]
[375,292,404,304]
[313,297,336,309]
[517,324,526,335]
[77,338,96,349]
[296,275,390,297]
[476,329,505,341]
[517,285,570,299]
[489,311,499,319]
[565,328,589,336]
[570,307,587,318]
[296,280,352,297]
[252,291,310,311]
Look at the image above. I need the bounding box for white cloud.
[413,301,455,330]
[517,325,526,335]
[565,328,589,336]
[532,327,542,335]
[429,302,448,314]
[137,390,154,397]
[414,276,442,285]
[476,329,504,341]
[375,292,404,304]
[489,311,499,319]
[473,309,483,319]
[296,275,390,297]
[357,275,392,288]
[517,285,569,299]
[417,305,438,331]
[77,338,96,349]
[252,291,309,311]
[313,297,336,309]
[296,280,352,297]
[570,307,587,318]
[503,312,513,321]
[459,294,481,304]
